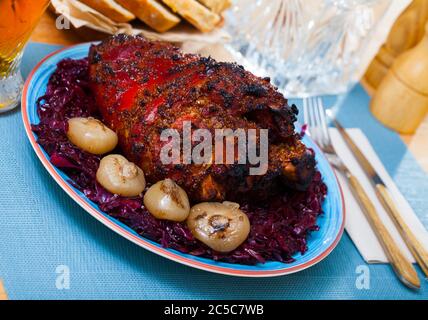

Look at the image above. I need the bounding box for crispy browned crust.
[88,34,315,201]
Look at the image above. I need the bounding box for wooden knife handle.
[347,174,420,289]
[375,184,428,278]
[0,280,8,300]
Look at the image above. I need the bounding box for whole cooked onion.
[67,117,118,155]
[187,201,250,252]
[96,154,146,197]
[143,179,190,222]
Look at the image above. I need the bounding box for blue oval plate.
[22,43,345,277]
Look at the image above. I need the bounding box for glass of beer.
[0,0,50,113]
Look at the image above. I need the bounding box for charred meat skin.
[88,34,315,201]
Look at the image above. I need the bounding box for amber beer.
[0,0,50,111]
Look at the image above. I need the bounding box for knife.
[327,110,428,278]
[0,280,7,300]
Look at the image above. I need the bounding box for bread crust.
[197,0,231,13]
[116,0,181,32]
[162,0,221,32]
[79,0,135,22]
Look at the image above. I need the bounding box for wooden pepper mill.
[371,21,428,134]
[364,0,428,91]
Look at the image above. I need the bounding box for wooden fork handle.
[375,184,428,277]
[347,174,420,289]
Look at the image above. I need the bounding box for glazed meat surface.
[88,34,315,201]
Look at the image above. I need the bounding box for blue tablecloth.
[0,42,427,300]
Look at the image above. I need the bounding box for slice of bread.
[79,0,135,22]
[197,0,231,14]
[162,0,221,32]
[116,0,181,32]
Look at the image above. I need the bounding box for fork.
[303,97,420,290]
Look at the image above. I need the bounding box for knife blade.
[327,110,428,277]
[326,110,383,185]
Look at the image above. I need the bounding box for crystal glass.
[225,0,391,97]
[0,0,50,113]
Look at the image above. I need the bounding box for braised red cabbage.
[32,58,327,265]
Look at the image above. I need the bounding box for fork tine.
[303,98,309,129]
[316,97,331,148]
[304,97,316,142]
[303,97,330,150]
[310,97,322,148]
